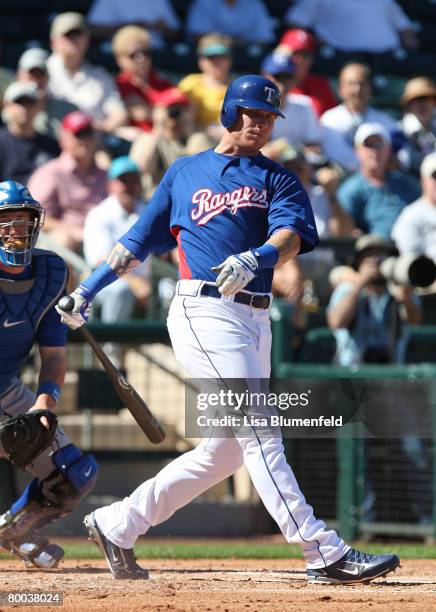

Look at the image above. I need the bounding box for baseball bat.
[58,296,166,444]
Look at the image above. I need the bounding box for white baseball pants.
[95,280,348,568]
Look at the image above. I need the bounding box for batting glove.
[55,285,92,330]
[212,251,258,296]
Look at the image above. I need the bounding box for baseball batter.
[58,76,399,584]
[0,180,98,568]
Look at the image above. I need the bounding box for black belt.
[200,284,271,309]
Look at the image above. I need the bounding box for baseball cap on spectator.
[50,12,87,38]
[18,48,49,72]
[261,52,296,77]
[420,152,436,177]
[197,33,232,57]
[401,76,436,106]
[3,81,39,104]
[156,88,190,107]
[108,156,139,179]
[61,111,93,134]
[279,29,316,53]
[354,123,391,147]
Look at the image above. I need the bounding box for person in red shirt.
[278,28,336,118]
[112,25,173,133]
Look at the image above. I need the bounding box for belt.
[200,284,271,309]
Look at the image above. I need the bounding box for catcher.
[0,180,98,568]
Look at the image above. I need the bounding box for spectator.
[130,88,204,196]
[178,33,233,133]
[327,233,427,523]
[0,81,59,183]
[328,234,421,365]
[392,152,436,262]
[16,47,78,139]
[28,111,107,252]
[398,77,436,177]
[112,26,173,135]
[277,145,353,297]
[186,0,275,45]
[320,63,398,172]
[47,12,127,133]
[337,123,420,238]
[83,157,150,353]
[285,0,418,53]
[280,145,353,239]
[87,0,181,49]
[278,28,336,117]
[260,52,321,156]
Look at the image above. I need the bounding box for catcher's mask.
[0,180,45,267]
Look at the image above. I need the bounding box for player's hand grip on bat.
[56,287,92,330]
[212,250,258,296]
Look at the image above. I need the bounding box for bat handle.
[58,295,75,312]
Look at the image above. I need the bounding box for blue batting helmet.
[0,180,44,267]
[220,74,285,129]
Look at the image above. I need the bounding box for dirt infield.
[1,559,436,611]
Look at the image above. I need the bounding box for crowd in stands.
[0,0,435,361]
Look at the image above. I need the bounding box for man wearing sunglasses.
[337,122,420,238]
[0,81,59,184]
[47,12,127,133]
[112,25,173,134]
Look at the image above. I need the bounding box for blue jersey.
[120,149,318,293]
[0,250,67,394]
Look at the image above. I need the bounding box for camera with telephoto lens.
[379,254,436,288]
[354,234,436,288]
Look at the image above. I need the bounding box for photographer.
[327,235,431,525]
[327,234,421,367]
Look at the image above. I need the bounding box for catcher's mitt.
[0,410,58,468]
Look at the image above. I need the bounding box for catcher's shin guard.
[0,444,98,565]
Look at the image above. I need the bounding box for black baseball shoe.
[307,547,400,585]
[84,512,148,580]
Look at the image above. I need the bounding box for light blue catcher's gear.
[220,74,285,129]
[0,180,45,267]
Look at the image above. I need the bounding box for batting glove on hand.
[212,250,258,296]
[55,285,92,330]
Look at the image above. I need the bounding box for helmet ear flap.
[221,103,237,129]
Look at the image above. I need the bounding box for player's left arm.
[266,228,301,265]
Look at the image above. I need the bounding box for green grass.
[1,541,436,561]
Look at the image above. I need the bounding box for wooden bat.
[58,296,166,444]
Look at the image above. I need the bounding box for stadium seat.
[372,73,407,108]
[404,325,436,363]
[298,327,336,364]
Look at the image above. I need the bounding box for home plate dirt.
[1,559,435,611]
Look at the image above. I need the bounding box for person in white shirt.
[83,156,151,333]
[320,63,397,172]
[285,0,417,53]
[47,12,127,132]
[391,152,436,262]
[87,0,181,49]
[260,51,321,160]
[186,0,275,45]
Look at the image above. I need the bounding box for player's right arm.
[56,166,178,329]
